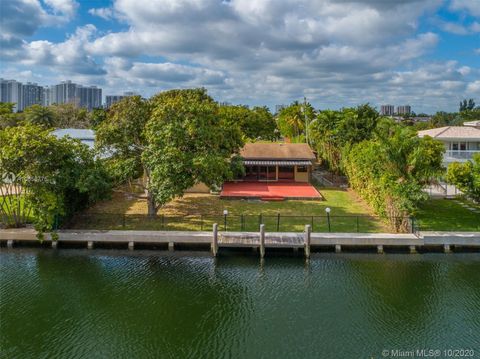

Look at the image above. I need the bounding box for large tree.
[309,104,380,173]
[144,89,243,215]
[96,89,243,216]
[95,95,151,197]
[219,104,277,140]
[276,101,315,141]
[0,124,111,236]
[446,154,480,202]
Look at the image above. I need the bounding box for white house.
[52,129,95,149]
[418,125,480,164]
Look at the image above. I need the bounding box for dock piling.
[87,241,94,249]
[444,244,451,253]
[212,223,218,256]
[128,241,134,250]
[409,245,417,254]
[304,225,311,259]
[259,224,265,258]
[51,240,58,249]
[335,244,342,253]
[168,242,174,251]
[7,240,13,248]
[377,245,384,254]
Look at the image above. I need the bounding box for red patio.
[220,182,322,201]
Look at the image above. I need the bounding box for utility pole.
[303,96,309,145]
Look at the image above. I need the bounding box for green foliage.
[276,101,315,140]
[24,104,56,128]
[0,124,111,234]
[446,154,480,201]
[89,108,108,129]
[309,104,380,173]
[219,105,277,141]
[343,125,445,231]
[50,103,89,128]
[0,102,22,129]
[144,88,244,209]
[96,95,150,185]
[459,99,476,112]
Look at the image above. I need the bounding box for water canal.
[1,249,479,358]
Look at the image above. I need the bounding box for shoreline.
[1,228,479,256]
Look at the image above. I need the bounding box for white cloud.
[88,7,115,20]
[43,0,79,17]
[450,0,480,16]
[466,81,480,94]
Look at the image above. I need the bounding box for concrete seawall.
[1,228,479,256]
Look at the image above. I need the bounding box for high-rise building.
[105,92,137,108]
[0,79,23,112]
[397,105,412,115]
[380,105,395,116]
[48,81,102,110]
[22,82,45,110]
[1,78,102,111]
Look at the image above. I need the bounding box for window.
[297,165,308,173]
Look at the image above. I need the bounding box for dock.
[1,226,479,257]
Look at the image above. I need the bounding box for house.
[52,129,95,149]
[236,143,316,182]
[418,125,480,163]
[220,143,321,200]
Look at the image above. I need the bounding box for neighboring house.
[418,125,480,164]
[236,143,316,182]
[52,129,95,149]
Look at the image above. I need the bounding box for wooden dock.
[1,226,479,257]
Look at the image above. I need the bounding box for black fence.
[65,213,416,233]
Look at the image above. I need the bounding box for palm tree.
[24,105,56,128]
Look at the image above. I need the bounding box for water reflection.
[1,249,479,359]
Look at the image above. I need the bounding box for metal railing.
[63,213,416,234]
[444,150,480,161]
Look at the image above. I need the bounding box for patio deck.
[220,182,323,200]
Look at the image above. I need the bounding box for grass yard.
[70,188,388,233]
[415,198,480,231]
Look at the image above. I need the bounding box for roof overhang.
[243,160,312,166]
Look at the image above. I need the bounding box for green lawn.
[70,188,388,233]
[415,198,480,231]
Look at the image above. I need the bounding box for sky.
[0,0,479,113]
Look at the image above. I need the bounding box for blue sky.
[1,0,479,113]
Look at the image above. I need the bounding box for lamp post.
[325,207,331,232]
[223,209,228,231]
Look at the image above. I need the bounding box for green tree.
[459,99,475,112]
[0,102,22,129]
[144,89,243,214]
[309,104,380,173]
[24,104,56,128]
[446,154,480,202]
[219,104,277,140]
[95,95,150,196]
[344,124,445,231]
[276,101,315,141]
[50,103,89,128]
[0,124,111,236]
[89,108,108,129]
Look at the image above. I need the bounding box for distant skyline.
[1,0,479,113]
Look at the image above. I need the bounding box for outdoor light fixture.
[325,207,331,232]
[223,209,228,231]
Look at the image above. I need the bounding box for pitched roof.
[464,120,480,128]
[240,143,316,160]
[417,126,480,140]
[52,129,95,140]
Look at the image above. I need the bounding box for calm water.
[1,249,479,359]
